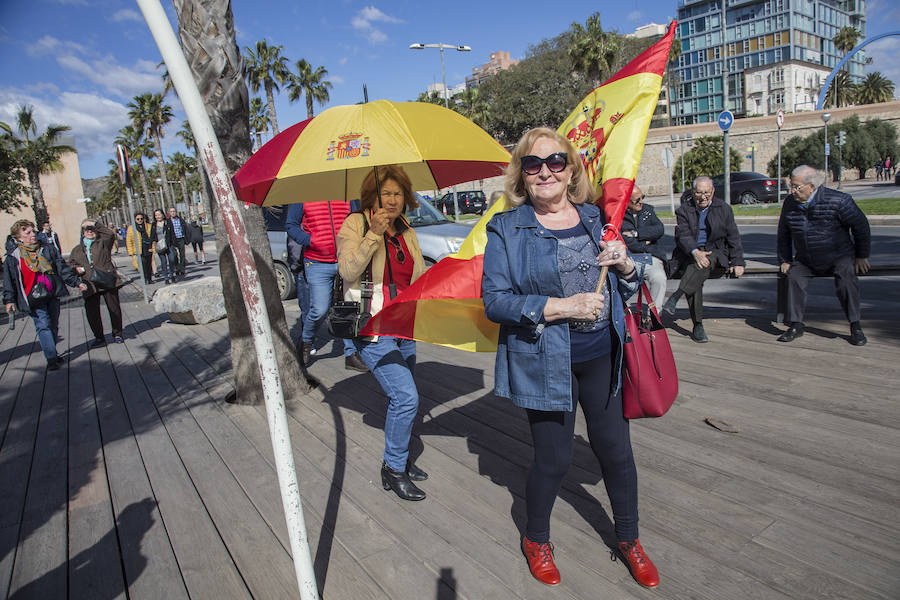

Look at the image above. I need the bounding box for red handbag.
[622,284,678,419]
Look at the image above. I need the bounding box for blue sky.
[1,0,899,182]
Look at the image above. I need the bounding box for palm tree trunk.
[173,0,308,404]
[265,82,280,134]
[254,132,263,149]
[179,176,190,211]
[153,132,175,208]
[27,168,49,225]
[306,94,313,120]
[136,160,151,212]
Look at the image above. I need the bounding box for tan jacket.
[337,212,426,340]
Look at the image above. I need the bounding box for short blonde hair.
[10,219,35,239]
[503,127,594,206]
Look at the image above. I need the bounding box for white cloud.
[627,11,643,22]
[338,57,348,65]
[56,54,163,99]
[0,87,130,162]
[26,35,86,57]
[110,8,142,23]
[330,75,345,85]
[351,6,402,44]
[864,37,900,99]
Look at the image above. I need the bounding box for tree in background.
[115,123,154,211]
[288,59,332,120]
[456,87,490,129]
[854,72,895,105]
[168,151,196,212]
[96,158,127,220]
[829,26,861,108]
[568,13,620,87]
[249,97,270,149]
[174,0,308,404]
[674,136,742,193]
[0,122,28,214]
[128,92,175,209]
[176,120,213,219]
[666,37,682,127]
[2,105,75,225]
[243,40,291,135]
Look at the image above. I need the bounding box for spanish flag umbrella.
[233,100,510,206]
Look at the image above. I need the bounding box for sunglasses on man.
[521,152,568,175]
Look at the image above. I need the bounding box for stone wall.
[1,151,88,254]
[635,100,900,196]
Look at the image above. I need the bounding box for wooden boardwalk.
[1,259,898,599]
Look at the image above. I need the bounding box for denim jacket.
[482,201,641,411]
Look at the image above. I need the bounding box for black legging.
[524,354,638,543]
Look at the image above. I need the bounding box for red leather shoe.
[617,539,659,588]
[521,535,561,586]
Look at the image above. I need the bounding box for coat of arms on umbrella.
[326,132,370,161]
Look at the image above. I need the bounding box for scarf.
[16,241,53,274]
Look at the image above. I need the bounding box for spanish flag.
[360,21,677,351]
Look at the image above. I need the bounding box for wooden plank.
[65,302,127,600]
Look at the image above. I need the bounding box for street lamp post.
[410,42,471,220]
[821,112,831,180]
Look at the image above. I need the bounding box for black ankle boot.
[406,460,428,481]
[381,462,425,501]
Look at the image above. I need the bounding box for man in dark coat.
[167,207,190,277]
[621,185,667,306]
[776,165,871,345]
[37,221,62,254]
[661,176,745,343]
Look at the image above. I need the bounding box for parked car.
[895,169,900,185]
[711,171,787,204]
[265,196,470,298]
[437,190,486,215]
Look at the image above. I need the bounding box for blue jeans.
[354,337,418,471]
[31,297,61,361]
[302,259,355,357]
[158,247,175,279]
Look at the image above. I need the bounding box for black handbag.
[89,267,117,289]
[326,213,373,340]
[27,278,51,307]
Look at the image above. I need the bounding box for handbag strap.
[332,212,374,314]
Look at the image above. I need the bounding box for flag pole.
[134,1,319,598]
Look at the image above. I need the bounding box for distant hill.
[81,176,108,202]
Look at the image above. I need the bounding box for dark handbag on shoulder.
[326,212,373,340]
[27,278,51,307]
[89,267,117,290]
[622,283,678,419]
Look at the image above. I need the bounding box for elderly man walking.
[661,176,744,343]
[776,165,871,345]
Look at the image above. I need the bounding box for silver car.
[266,195,472,299]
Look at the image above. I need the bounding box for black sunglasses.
[630,195,645,203]
[521,152,568,175]
[387,235,406,265]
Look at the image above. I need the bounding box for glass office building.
[672,0,867,124]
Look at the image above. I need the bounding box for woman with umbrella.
[482,128,659,588]
[336,165,429,501]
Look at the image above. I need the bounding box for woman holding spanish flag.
[482,127,659,589]
[337,165,429,501]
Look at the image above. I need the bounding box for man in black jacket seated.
[622,185,667,306]
[661,176,745,343]
[776,165,871,345]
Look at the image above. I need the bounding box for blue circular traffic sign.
[718,110,734,131]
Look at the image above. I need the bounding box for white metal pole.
[777,128,782,200]
[125,185,150,303]
[135,2,319,598]
[668,165,675,215]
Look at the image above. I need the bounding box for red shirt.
[382,234,414,304]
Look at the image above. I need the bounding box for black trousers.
[84,289,123,339]
[524,354,638,544]
[140,252,153,283]
[677,253,727,324]
[786,255,860,324]
[172,238,187,275]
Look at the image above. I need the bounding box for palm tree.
[457,87,490,128]
[854,72,895,105]
[249,97,270,149]
[128,92,176,209]
[568,13,621,86]
[287,59,332,119]
[666,37,683,127]
[115,123,155,211]
[825,71,857,108]
[243,40,291,135]
[830,27,861,107]
[3,105,75,225]
[176,120,213,218]
[173,0,307,404]
[0,121,28,214]
[97,158,127,220]
[167,151,196,211]
[416,90,445,105]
